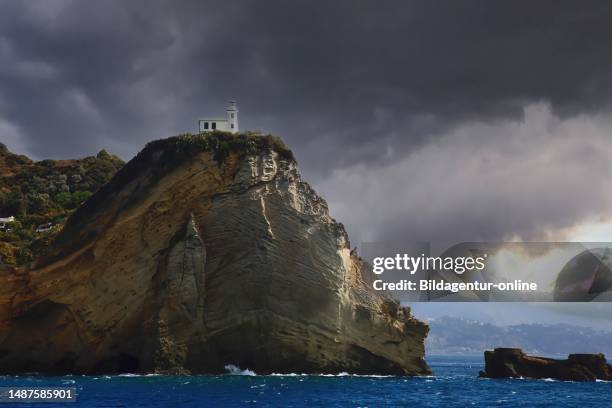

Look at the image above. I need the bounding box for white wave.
[318,372,350,377]
[116,373,163,377]
[224,364,257,376]
[268,372,396,378]
[269,373,301,377]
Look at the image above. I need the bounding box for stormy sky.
[2,0,612,247]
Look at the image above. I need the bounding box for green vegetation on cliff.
[146,131,294,164]
[0,143,124,265]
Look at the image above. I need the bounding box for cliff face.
[0,133,430,375]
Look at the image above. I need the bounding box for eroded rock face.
[0,135,430,375]
[479,348,612,381]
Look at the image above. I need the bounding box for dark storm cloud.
[2,1,612,160]
[2,0,612,242]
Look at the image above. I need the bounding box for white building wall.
[199,119,231,132]
[227,101,239,133]
[199,101,239,134]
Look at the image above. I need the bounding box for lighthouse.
[198,101,239,134]
[226,101,239,133]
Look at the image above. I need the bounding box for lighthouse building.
[199,101,239,133]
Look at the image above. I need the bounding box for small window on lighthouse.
[231,124,234,129]
[231,113,235,118]
[212,122,216,130]
[203,122,209,130]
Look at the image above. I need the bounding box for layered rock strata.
[0,133,430,375]
[479,348,612,381]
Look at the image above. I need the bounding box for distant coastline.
[425,316,612,357]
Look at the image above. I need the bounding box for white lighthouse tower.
[198,101,239,134]
[226,101,239,133]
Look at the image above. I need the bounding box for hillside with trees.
[0,143,124,266]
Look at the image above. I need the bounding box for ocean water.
[1,356,610,407]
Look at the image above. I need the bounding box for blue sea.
[1,356,610,407]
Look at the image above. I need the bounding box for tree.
[54,192,73,210]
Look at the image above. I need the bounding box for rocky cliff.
[479,348,612,381]
[0,132,430,375]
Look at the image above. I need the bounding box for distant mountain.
[0,143,124,265]
[426,316,612,357]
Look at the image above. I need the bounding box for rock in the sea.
[0,133,430,376]
[479,348,612,381]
